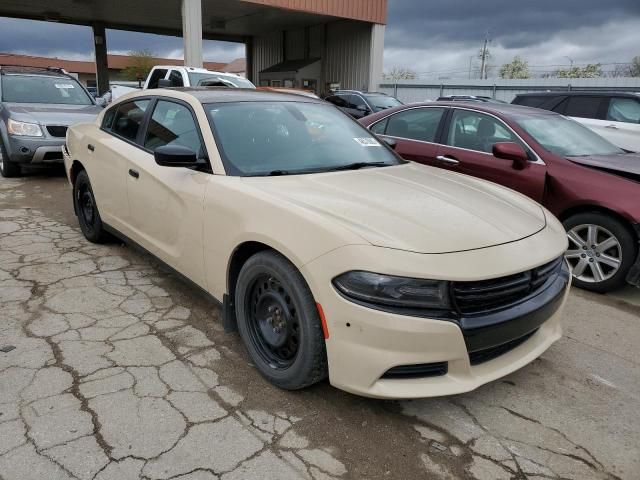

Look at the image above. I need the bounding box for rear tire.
[235,250,328,390]
[73,170,109,243]
[0,141,21,178]
[563,212,636,293]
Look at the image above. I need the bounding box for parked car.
[144,65,256,89]
[63,88,569,399]
[0,66,103,177]
[512,91,640,152]
[324,90,403,118]
[257,87,319,99]
[437,95,506,104]
[360,102,640,293]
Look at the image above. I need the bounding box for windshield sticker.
[353,137,382,147]
[55,83,75,89]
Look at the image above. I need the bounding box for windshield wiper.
[267,170,291,176]
[325,162,391,172]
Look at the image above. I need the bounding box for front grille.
[43,151,63,161]
[46,125,68,137]
[452,257,563,316]
[382,362,448,379]
[469,329,538,365]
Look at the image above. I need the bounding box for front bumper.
[4,135,65,164]
[302,224,570,399]
[627,223,640,286]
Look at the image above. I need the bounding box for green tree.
[555,63,602,78]
[499,56,531,79]
[122,50,155,81]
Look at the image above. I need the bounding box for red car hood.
[568,153,640,176]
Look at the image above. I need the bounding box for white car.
[513,92,640,152]
[64,88,569,399]
[144,65,255,90]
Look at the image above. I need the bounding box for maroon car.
[360,102,640,293]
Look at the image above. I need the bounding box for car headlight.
[332,271,451,311]
[7,118,43,137]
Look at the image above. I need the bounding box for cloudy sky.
[0,0,639,78]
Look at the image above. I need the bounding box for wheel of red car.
[73,170,109,243]
[235,250,328,390]
[0,140,21,178]
[563,212,637,293]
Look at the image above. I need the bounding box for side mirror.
[95,97,107,108]
[154,145,198,167]
[157,78,172,88]
[492,142,529,170]
[382,137,397,150]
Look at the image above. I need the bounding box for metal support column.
[92,23,109,96]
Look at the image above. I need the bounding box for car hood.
[243,163,547,254]
[567,153,640,177]
[4,103,102,126]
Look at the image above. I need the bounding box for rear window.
[1,74,92,105]
[514,96,547,108]
[563,96,605,119]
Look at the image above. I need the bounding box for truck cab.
[143,66,256,90]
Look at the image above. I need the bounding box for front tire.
[563,212,637,293]
[235,251,328,390]
[73,170,109,243]
[0,140,21,178]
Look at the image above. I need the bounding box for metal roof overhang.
[0,0,341,43]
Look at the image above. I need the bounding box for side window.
[147,69,168,89]
[385,108,445,143]
[514,96,546,108]
[447,110,521,154]
[101,107,116,130]
[607,97,640,124]
[351,95,368,110]
[144,100,203,156]
[169,70,184,87]
[563,96,605,119]
[326,95,347,108]
[370,117,389,135]
[111,100,150,142]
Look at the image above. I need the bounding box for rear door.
[601,96,640,151]
[436,108,547,202]
[125,97,210,287]
[369,106,447,165]
[91,98,151,230]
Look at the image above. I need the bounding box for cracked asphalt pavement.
[0,170,639,480]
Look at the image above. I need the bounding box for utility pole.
[468,56,474,79]
[479,32,490,80]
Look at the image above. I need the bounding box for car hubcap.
[565,224,622,283]
[247,275,300,369]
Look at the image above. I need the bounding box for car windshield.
[365,94,403,112]
[1,74,93,105]
[513,113,624,157]
[189,72,255,89]
[206,101,402,176]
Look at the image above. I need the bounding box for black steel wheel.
[235,250,328,390]
[0,140,20,178]
[73,170,109,243]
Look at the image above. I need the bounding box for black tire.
[235,250,328,390]
[0,140,21,178]
[73,170,109,243]
[563,212,637,293]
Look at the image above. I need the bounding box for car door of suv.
[369,107,447,165]
[92,98,151,231]
[436,108,547,202]
[601,96,640,151]
[125,97,210,288]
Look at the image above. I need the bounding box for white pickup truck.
[144,65,255,89]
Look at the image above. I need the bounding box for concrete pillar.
[182,0,203,68]
[92,23,109,96]
[368,24,385,92]
[245,37,254,83]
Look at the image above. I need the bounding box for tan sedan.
[63,88,569,399]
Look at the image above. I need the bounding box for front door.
[126,98,210,288]
[437,108,547,202]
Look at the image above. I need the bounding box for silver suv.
[0,66,103,177]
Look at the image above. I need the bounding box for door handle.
[128,169,139,179]
[605,124,618,129]
[436,155,460,166]
[87,144,95,152]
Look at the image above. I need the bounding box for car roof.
[371,101,557,119]
[131,87,327,104]
[515,91,640,98]
[0,66,70,77]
